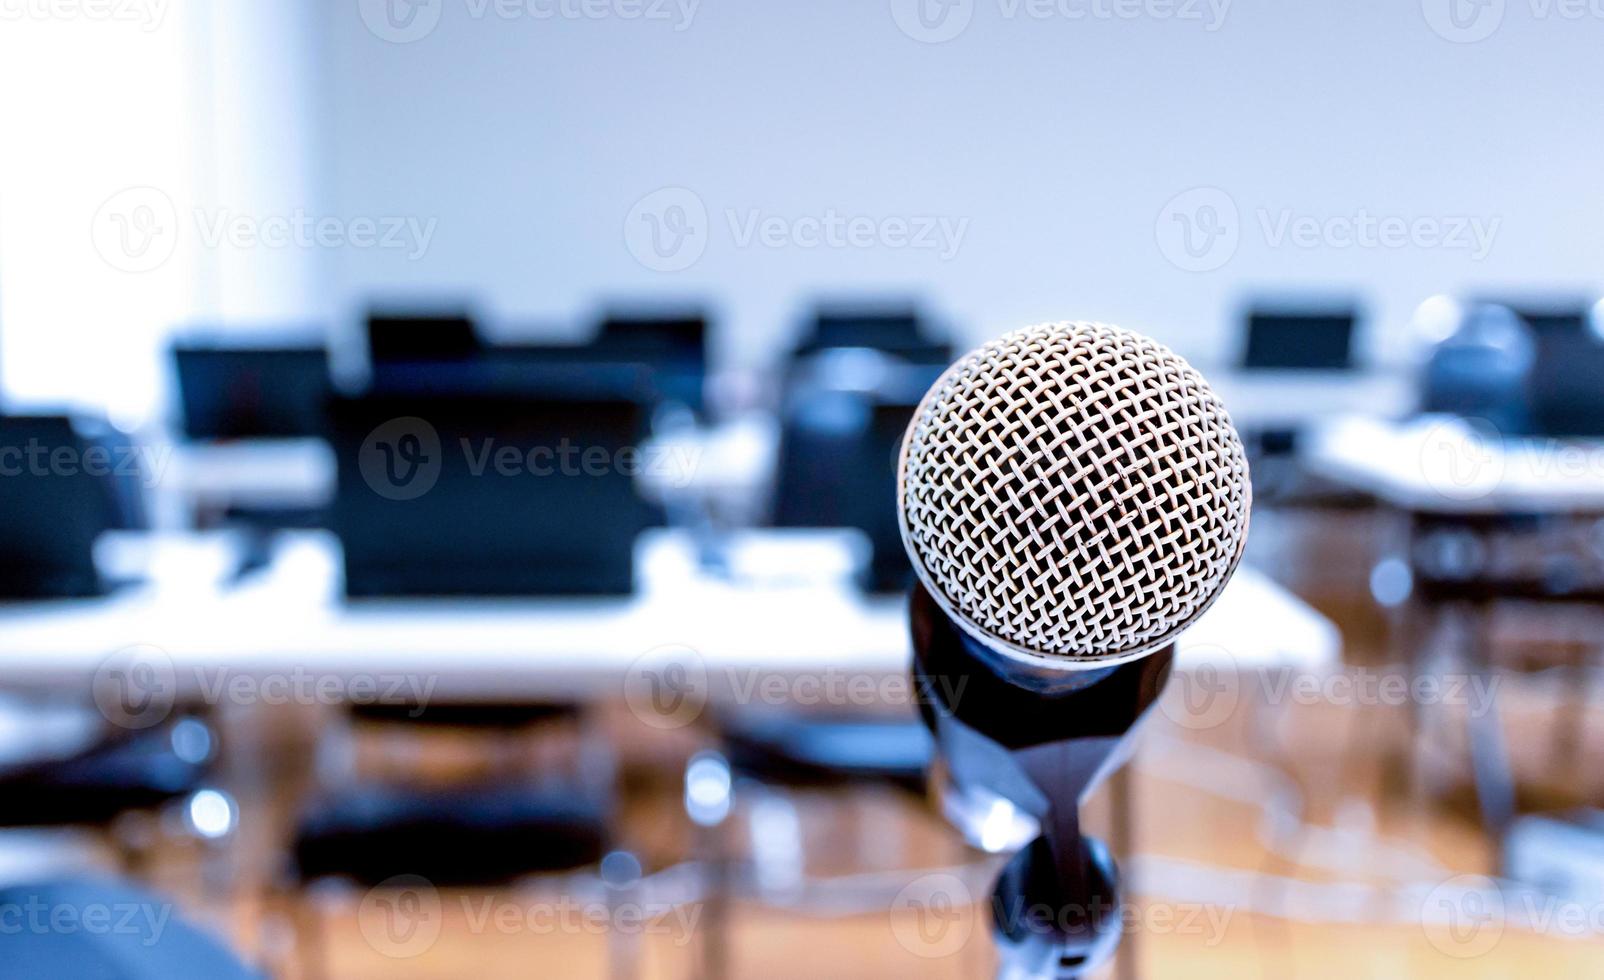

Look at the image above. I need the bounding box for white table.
[1303,415,1604,515]
[0,530,1337,701]
[1301,414,1604,837]
[166,438,337,512]
[1208,369,1415,432]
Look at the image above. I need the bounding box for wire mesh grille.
[898,321,1251,663]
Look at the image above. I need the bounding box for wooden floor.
[77,661,1602,979]
[26,509,1604,977]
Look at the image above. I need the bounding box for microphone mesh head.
[898,321,1251,666]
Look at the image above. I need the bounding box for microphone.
[897,322,1251,978]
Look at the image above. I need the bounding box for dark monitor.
[330,392,654,597]
[174,346,330,440]
[1242,309,1356,370]
[366,306,480,364]
[0,416,117,598]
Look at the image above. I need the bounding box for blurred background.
[0,0,1603,976]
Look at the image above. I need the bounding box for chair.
[365,303,480,365]
[1418,303,1537,436]
[0,415,128,597]
[593,310,709,415]
[685,708,945,980]
[795,305,951,365]
[284,699,621,978]
[771,351,940,592]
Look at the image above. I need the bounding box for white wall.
[0,0,330,426]
[321,0,1604,369]
[0,1,196,426]
[4,0,1603,423]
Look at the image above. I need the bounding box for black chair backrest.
[331,391,653,596]
[772,357,938,592]
[800,308,950,365]
[0,416,116,597]
[595,312,706,362]
[366,306,480,364]
[1419,304,1537,436]
[593,313,708,413]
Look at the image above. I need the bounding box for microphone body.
[896,321,1251,978]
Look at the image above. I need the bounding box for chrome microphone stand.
[909,583,1174,980]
